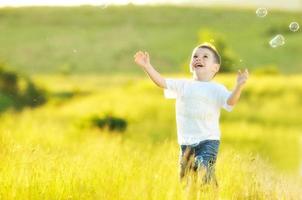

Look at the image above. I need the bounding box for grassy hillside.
[0,74,301,199]
[0,5,301,75]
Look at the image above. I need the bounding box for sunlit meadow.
[1,4,302,200]
[0,74,301,199]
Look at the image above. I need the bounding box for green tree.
[0,62,46,112]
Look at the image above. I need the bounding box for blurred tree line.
[0,62,46,112]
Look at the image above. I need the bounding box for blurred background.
[0,0,301,199]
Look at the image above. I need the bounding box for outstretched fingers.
[134,51,144,60]
[133,51,139,58]
[238,68,249,77]
[145,51,150,60]
[244,68,249,77]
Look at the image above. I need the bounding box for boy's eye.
[193,55,198,58]
[203,55,208,58]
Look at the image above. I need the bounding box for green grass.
[0,5,301,75]
[0,73,301,199]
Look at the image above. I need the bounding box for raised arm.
[227,69,249,106]
[134,51,167,89]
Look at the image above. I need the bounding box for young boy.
[134,43,249,185]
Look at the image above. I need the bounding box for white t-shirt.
[164,78,233,145]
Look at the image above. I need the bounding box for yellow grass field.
[0,74,301,199]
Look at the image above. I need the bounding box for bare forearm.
[134,51,166,88]
[227,68,249,106]
[227,85,244,106]
[142,64,166,88]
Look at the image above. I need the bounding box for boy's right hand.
[134,51,151,69]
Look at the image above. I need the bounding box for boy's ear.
[214,63,220,73]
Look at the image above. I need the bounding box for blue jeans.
[179,140,220,185]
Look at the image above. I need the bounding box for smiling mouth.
[195,64,204,68]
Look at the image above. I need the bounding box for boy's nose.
[196,58,203,63]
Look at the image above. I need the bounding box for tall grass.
[0,74,301,199]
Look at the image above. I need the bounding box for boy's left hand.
[237,68,249,87]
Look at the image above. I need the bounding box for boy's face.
[190,47,220,80]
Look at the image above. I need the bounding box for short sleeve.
[164,78,186,99]
[218,85,234,112]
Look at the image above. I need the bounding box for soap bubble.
[73,49,77,53]
[256,8,268,17]
[289,22,299,32]
[269,34,285,48]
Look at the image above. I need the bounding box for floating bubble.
[289,22,299,32]
[269,34,285,48]
[73,49,77,53]
[256,8,268,17]
[210,39,215,43]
